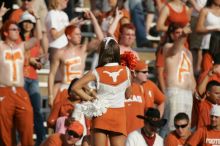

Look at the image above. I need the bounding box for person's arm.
[157,67,166,93]
[157,5,169,32]
[189,52,197,92]
[197,64,220,96]
[50,17,82,40]
[48,50,62,107]
[108,7,124,38]
[187,0,202,12]
[151,81,165,117]
[24,12,42,50]
[89,11,104,40]
[168,26,191,56]
[47,102,62,128]
[86,10,104,52]
[72,71,96,101]
[155,0,166,12]
[195,8,220,34]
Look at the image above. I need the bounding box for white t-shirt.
[192,0,207,17]
[126,129,164,146]
[45,10,69,49]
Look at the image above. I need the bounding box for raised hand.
[0,2,10,17]
[182,25,192,36]
[115,7,124,20]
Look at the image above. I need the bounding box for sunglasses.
[8,28,20,32]
[137,70,149,74]
[174,123,188,129]
[67,130,82,139]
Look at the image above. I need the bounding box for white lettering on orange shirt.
[64,57,82,83]
[3,50,23,83]
[125,95,143,103]
[206,138,220,145]
[177,51,191,83]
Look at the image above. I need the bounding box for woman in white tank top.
[196,0,220,50]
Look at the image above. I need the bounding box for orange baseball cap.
[135,60,148,71]
[67,121,84,136]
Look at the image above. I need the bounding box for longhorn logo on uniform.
[103,69,123,82]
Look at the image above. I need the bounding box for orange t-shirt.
[202,52,213,73]
[47,97,79,128]
[142,80,165,108]
[165,131,190,145]
[186,126,220,146]
[24,41,41,80]
[191,96,212,129]
[125,80,165,134]
[125,82,146,134]
[40,133,64,146]
[53,89,69,106]
[9,9,24,23]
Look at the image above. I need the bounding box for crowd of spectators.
[0,0,220,146]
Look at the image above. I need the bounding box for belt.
[0,85,18,93]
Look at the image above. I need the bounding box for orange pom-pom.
[120,51,138,71]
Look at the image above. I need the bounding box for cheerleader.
[72,37,132,146]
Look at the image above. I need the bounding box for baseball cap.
[135,60,148,71]
[211,104,220,117]
[67,121,84,136]
[19,11,36,24]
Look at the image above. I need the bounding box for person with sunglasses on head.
[9,0,33,22]
[41,120,84,146]
[0,17,42,146]
[159,23,196,137]
[126,108,167,146]
[125,60,165,134]
[185,104,220,146]
[164,112,191,146]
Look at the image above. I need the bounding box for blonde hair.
[48,0,59,10]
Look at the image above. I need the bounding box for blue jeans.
[24,78,46,146]
[130,2,148,47]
